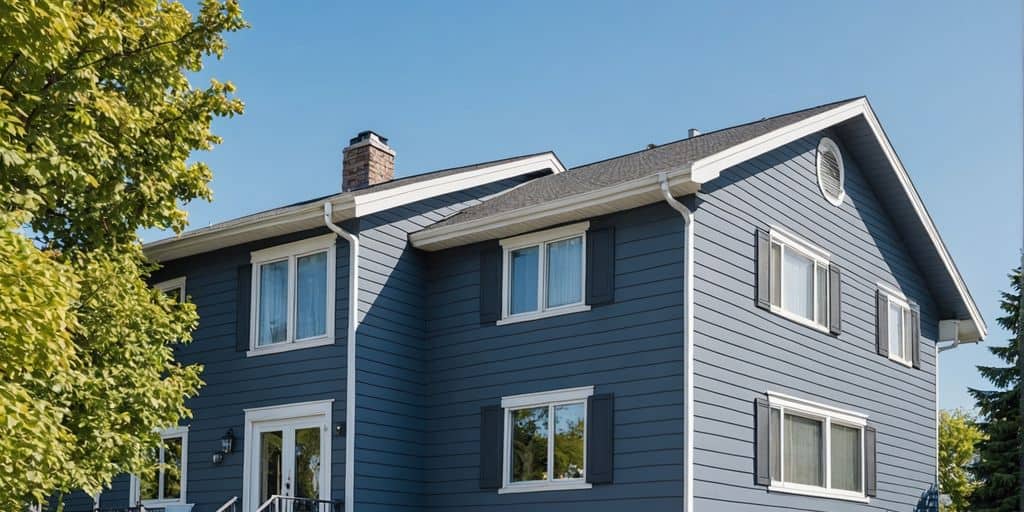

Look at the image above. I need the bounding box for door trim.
[242,400,333,512]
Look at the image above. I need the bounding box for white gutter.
[323,202,359,512]
[658,172,694,512]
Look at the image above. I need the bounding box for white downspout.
[324,202,359,512]
[658,173,694,512]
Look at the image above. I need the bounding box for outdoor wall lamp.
[211,428,235,465]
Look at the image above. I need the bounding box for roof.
[426,98,860,229]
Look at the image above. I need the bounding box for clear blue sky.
[148,0,1022,411]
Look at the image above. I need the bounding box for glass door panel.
[259,430,284,504]
[293,427,322,500]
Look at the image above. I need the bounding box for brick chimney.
[342,130,395,191]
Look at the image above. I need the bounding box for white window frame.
[129,426,189,507]
[769,227,831,332]
[498,222,590,325]
[155,276,186,303]
[499,386,594,494]
[879,284,914,367]
[766,392,868,503]
[249,234,336,357]
[816,137,846,206]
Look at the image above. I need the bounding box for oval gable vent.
[816,137,845,206]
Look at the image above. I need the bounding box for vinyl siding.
[422,201,686,511]
[691,130,938,511]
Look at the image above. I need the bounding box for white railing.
[214,496,238,512]
[254,495,341,512]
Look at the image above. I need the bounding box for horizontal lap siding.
[423,202,686,511]
[693,131,938,511]
[125,228,350,511]
[354,179,535,512]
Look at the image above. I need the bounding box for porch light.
[221,429,235,454]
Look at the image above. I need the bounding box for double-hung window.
[768,229,831,330]
[886,295,914,366]
[131,427,188,507]
[767,393,868,502]
[249,234,336,355]
[500,222,589,324]
[500,386,592,493]
[877,284,920,368]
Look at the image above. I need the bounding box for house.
[73,97,986,512]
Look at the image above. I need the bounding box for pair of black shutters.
[876,289,922,369]
[479,394,615,489]
[755,229,842,335]
[479,225,616,324]
[754,398,878,497]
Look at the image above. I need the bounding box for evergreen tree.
[968,267,1023,512]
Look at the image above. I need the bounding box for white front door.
[244,401,332,511]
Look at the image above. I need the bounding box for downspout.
[658,173,694,512]
[324,202,359,512]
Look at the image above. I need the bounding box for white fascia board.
[686,98,986,339]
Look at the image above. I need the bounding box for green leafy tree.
[969,267,1023,512]
[0,0,246,509]
[939,409,984,511]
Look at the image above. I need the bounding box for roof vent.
[816,137,845,206]
[688,128,701,138]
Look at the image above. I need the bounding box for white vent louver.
[817,137,845,206]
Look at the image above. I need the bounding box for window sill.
[769,306,830,334]
[498,480,592,494]
[769,483,868,503]
[141,500,192,511]
[497,304,591,325]
[246,336,334,357]
[888,354,913,368]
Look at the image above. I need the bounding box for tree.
[938,409,984,511]
[968,267,1023,512]
[0,0,246,508]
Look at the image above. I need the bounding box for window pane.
[258,260,289,345]
[784,413,823,487]
[815,264,828,325]
[770,408,781,480]
[164,287,183,303]
[294,427,322,499]
[511,407,548,482]
[770,243,782,307]
[260,431,283,504]
[903,309,914,360]
[162,437,182,500]
[546,237,583,308]
[782,249,815,321]
[510,246,539,314]
[830,424,862,492]
[139,446,159,500]
[553,403,585,479]
[888,302,904,359]
[296,252,328,339]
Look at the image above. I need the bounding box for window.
[816,137,845,206]
[877,284,918,368]
[155,277,186,303]
[499,222,589,324]
[131,427,188,506]
[500,386,593,493]
[767,393,867,502]
[768,229,831,330]
[249,234,336,356]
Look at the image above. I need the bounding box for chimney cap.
[688,128,701,138]
[349,130,389,146]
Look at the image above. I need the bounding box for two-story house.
[72,97,985,512]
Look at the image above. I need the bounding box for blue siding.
[422,202,686,511]
[691,131,938,511]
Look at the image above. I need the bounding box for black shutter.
[479,242,501,324]
[828,264,842,335]
[586,226,615,306]
[910,303,921,369]
[479,405,503,489]
[236,264,252,352]
[755,397,770,486]
[756,229,771,310]
[865,425,878,497]
[586,393,615,484]
[876,290,889,357]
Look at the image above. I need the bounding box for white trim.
[499,386,594,494]
[241,400,333,512]
[876,281,908,302]
[816,137,847,206]
[883,292,915,368]
[154,276,187,302]
[499,223,589,323]
[129,426,190,508]
[249,235,336,355]
[768,227,831,332]
[770,226,830,261]
[766,392,868,425]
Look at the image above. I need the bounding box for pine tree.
[968,267,1023,512]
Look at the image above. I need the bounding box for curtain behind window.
[510,247,539,314]
[784,414,823,486]
[830,424,862,491]
[782,250,814,320]
[296,252,327,339]
[259,260,289,345]
[546,237,582,308]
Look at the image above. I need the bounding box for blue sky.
[150,1,1022,411]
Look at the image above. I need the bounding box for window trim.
[248,234,336,357]
[879,284,914,367]
[768,228,831,332]
[766,392,868,503]
[816,137,846,206]
[129,426,189,507]
[499,386,594,494]
[154,276,186,303]
[498,222,590,325]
